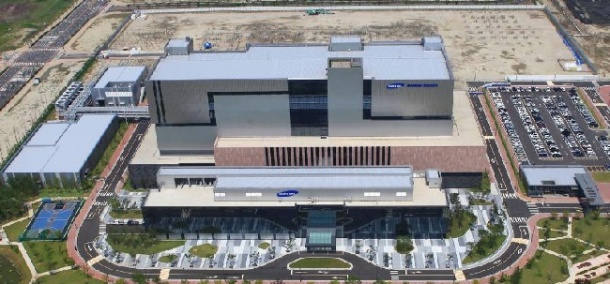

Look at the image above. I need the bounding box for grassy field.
[4,218,29,241]
[592,172,610,182]
[573,217,610,249]
[446,211,477,238]
[189,244,218,258]
[545,238,592,257]
[462,233,506,264]
[36,269,104,284]
[537,217,569,231]
[91,122,128,177]
[574,249,607,263]
[538,228,566,239]
[22,241,73,272]
[0,246,31,284]
[257,242,270,249]
[107,235,184,256]
[289,258,351,269]
[158,254,177,263]
[0,0,75,53]
[38,188,88,198]
[109,210,143,219]
[521,251,569,283]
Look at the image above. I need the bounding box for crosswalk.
[510,217,528,223]
[99,191,114,197]
[93,201,108,207]
[501,192,518,199]
[99,224,106,235]
[527,202,539,214]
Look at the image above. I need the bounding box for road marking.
[502,193,518,199]
[454,270,466,281]
[527,202,539,213]
[594,103,607,107]
[87,255,104,266]
[484,136,495,140]
[510,217,528,223]
[159,268,171,280]
[512,238,530,245]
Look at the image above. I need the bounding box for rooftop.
[144,177,446,208]
[94,66,146,89]
[521,165,587,186]
[150,37,451,81]
[159,166,413,191]
[167,38,191,48]
[4,114,116,174]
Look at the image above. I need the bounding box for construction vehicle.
[306,9,332,15]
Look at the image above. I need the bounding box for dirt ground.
[105,10,584,88]
[0,59,84,160]
[68,14,129,52]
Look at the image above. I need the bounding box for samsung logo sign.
[386,83,405,89]
[277,189,299,198]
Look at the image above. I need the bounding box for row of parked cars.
[514,94,562,158]
[568,88,599,128]
[491,92,529,163]
[544,94,596,158]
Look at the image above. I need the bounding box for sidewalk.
[66,122,137,282]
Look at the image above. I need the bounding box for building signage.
[407,83,439,88]
[277,189,299,198]
[386,83,405,89]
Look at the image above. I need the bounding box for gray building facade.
[92,66,147,106]
[146,36,454,155]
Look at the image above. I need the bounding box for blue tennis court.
[23,200,82,240]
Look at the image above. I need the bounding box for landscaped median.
[287,257,352,270]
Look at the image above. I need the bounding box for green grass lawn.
[544,238,592,258]
[189,244,218,258]
[537,217,569,231]
[109,210,143,219]
[538,228,567,239]
[38,188,88,198]
[158,254,178,263]
[106,234,184,256]
[91,122,128,177]
[573,249,607,263]
[4,218,29,241]
[0,0,76,53]
[289,257,351,269]
[446,210,477,238]
[463,233,506,264]
[573,217,610,249]
[592,172,610,182]
[257,242,270,249]
[22,241,73,272]
[0,246,31,284]
[36,269,104,284]
[470,199,492,206]
[521,251,569,283]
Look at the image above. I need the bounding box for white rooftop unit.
[425,169,442,188]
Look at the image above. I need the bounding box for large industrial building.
[131,36,488,246]
[129,36,486,189]
[143,166,447,250]
[2,114,118,188]
[92,66,147,107]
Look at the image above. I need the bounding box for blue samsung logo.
[386,83,405,89]
[277,189,299,198]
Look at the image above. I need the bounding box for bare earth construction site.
[109,9,582,87]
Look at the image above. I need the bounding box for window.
[214,192,226,197]
[246,192,262,197]
[396,192,407,197]
[364,192,381,197]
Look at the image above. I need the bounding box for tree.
[488,276,496,284]
[596,240,605,250]
[395,236,414,254]
[131,272,146,284]
[551,212,558,220]
[510,267,522,284]
[115,279,127,284]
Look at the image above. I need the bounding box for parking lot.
[489,85,610,166]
